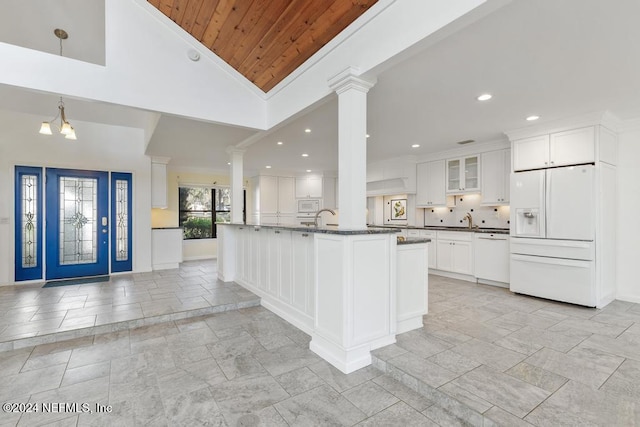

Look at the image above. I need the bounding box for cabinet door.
[513,135,550,171]
[151,162,168,208]
[292,232,312,314]
[416,163,429,206]
[502,149,511,204]
[260,214,278,225]
[279,231,293,303]
[427,160,446,205]
[295,178,307,199]
[446,159,461,192]
[278,177,296,214]
[481,150,508,205]
[323,177,336,209]
[452,241,473,275]
[436,240,453,271]
[266,230,279,296]
[463,156,480,191]
[420,231,437,269]
[260,176,279,214]
[307,177,323,198]
[550,127,595,167]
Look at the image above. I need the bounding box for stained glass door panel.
[45,168,109,280]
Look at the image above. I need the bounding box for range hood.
[366,177,414,196]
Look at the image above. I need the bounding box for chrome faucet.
[464,212,474,229]
[314,208,336,228]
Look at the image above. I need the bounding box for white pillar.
[227,147,245,224]
[328,68,375,230]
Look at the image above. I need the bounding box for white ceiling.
[2,0,640,176]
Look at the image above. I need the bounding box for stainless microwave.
[298,199,320,213]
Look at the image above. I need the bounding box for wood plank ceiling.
[148,0,378,92]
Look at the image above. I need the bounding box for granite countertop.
[218,223,399,235]
[371,225,510,235]
[397,237,431,245]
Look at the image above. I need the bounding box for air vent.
[456,139,475,145]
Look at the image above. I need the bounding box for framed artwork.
[390,198,407,220]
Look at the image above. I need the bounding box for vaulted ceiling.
[148,0,378,92]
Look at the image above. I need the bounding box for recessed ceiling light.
[265,165,271,169]
[477,93,492,101]
[304,128,311,133]
[227,162,231,165]
[301,153,309,157]
[277,141,283,145]
[366,134,370,138]
[411,144,420,148]
[306,169,311,173]
[526,115,540,121]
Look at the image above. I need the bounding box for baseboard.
[429,269,476,283]
[183,255,217,261]
[615,293,640,304]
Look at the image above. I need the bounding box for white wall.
[616,123,640,303]
[0,109,152,285]
[0,0,265,129]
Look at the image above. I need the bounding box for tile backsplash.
[423,194,510,229]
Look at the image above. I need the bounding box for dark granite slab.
[397,237,431,245]
[219,223,399,235]
[370,225,509,235]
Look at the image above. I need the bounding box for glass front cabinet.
[446,155,480,194]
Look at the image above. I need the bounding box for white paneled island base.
[217,223,429,374]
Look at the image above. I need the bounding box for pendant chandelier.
[39,29,77,140]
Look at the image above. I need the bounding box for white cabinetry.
[474,233,509,285]
[446,155,480,194]
[420,230,437,269]
[323,177,337,209]
[151,228,183,270]
[254,175,296,225]
[416,160,446,207]
[513,127,595,171]
[292,231,314,317]
[481,149,510,205]
[151,157,170,209]
[296,176,323,198]
[436,231,473,275]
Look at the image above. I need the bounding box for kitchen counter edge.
[218,223,400,235]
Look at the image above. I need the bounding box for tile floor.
[0,260,639,426]
[0,262,260,352]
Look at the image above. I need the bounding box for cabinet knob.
[239,227,244,229]
[550,161,555,165]
[302,233,309,237]
[275,230,280,234]
[544,162,548,165]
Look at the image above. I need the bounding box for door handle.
[102,229,108,234]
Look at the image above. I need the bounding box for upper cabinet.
[295,176,323,198]
[513,127,596,171]
[481,149,510,205]
[151,157,170,209]
[416,160,446,207]
[253,175,296,225]
[446,155,480,194]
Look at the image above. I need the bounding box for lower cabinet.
[292,232,314,317]
[420,230,437,269]
[236,227,315,330]
[435,231,473,275]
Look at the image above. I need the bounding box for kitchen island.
[217,223,429,373]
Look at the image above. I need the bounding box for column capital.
[225,146,246,155]
[328,67,376,95]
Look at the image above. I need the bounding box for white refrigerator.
[510,165,597,306]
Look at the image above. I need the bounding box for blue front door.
[45,168,110,280]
